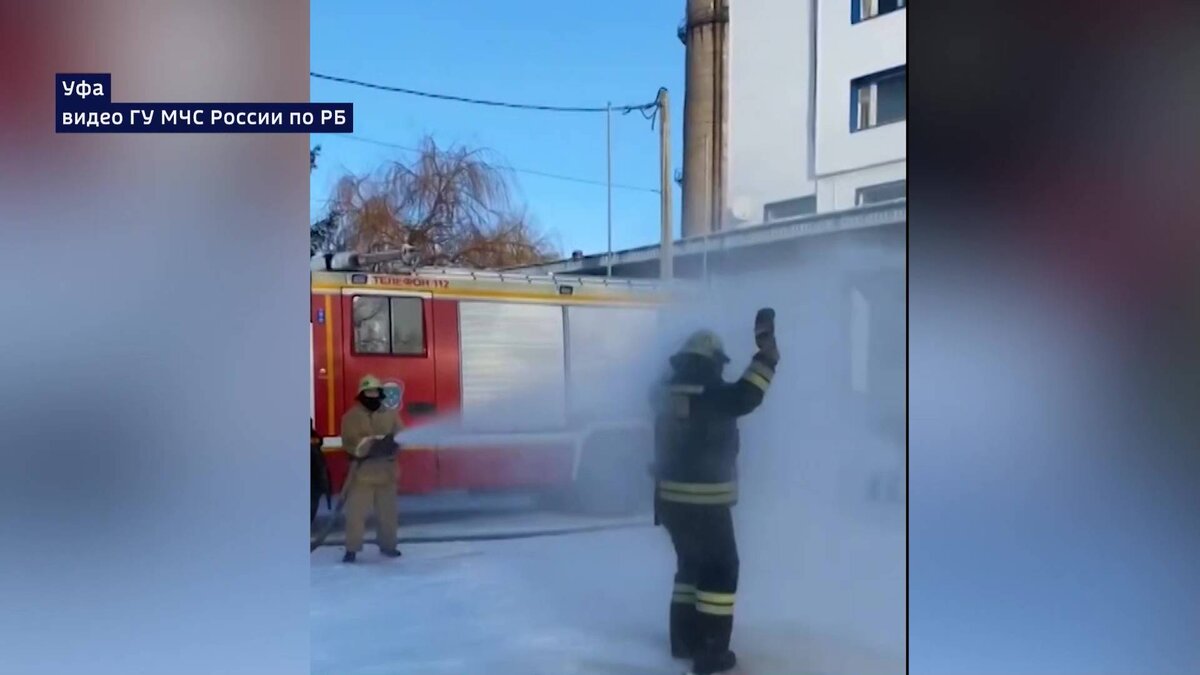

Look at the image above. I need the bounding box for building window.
[852,0,906,24]
[855,179,906,206]
[874,70,907,125]
[352,295,426,355]
[763,195,816,222]
[851,66,906,132]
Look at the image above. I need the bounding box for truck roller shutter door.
[458,301,567,433]
[565,306,659,421]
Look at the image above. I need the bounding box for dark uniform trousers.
[661,500,739,666]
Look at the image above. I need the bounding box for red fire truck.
[310,252,666,514]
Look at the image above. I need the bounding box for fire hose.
[310,428,661,551]
[310,459,361,552]
[309,433,401,551]
[309,454,651,550]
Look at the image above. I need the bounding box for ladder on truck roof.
[311,250,665,292]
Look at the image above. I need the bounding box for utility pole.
[606,102,613,278]
[679,0,729,239]
[658,88,673,281]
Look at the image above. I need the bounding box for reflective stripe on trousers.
[672,582,696,604]
[696,590,736,616]
[658,480,737,506]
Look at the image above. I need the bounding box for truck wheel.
[570,427,654,516]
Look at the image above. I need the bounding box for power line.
[321,133,661,195]
[311,71,659,115]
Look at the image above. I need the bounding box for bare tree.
[310,211,342,256]
[325,137,558,269]
[310,145,344,255]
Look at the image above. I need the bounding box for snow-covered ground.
[312,492,648,545]
[311,508,902,675]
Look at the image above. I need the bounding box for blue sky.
[310,0,686,258]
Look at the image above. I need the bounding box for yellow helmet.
[678,330,730,363]
[357,374,383,395]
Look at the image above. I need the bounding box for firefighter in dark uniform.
[652,309,779,675]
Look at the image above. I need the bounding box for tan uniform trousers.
[343,457,399,553]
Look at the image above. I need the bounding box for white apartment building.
[727,0,906,225]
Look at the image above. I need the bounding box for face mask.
[361,396,382,412]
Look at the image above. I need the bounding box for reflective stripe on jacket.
[652,350,776,506]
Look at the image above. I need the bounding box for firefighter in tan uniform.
[340,375,404,563]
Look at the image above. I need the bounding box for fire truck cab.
[310,253,665,514]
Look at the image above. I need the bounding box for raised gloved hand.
[754,307,780,365]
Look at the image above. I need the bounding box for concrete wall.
[726,0,816,224]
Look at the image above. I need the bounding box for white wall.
[726,0,906,219]
[727,0,816,225]
[814,1,906,178]
[815,159,906,211]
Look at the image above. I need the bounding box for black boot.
[691,649,736,675]
[342,551,356,563]
[670,603,699,659]
[380,548,402,559]
[691,610,736,674]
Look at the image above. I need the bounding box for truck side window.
[352,295,425,356]
[352,296,390,354]
[389,297,425,355]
